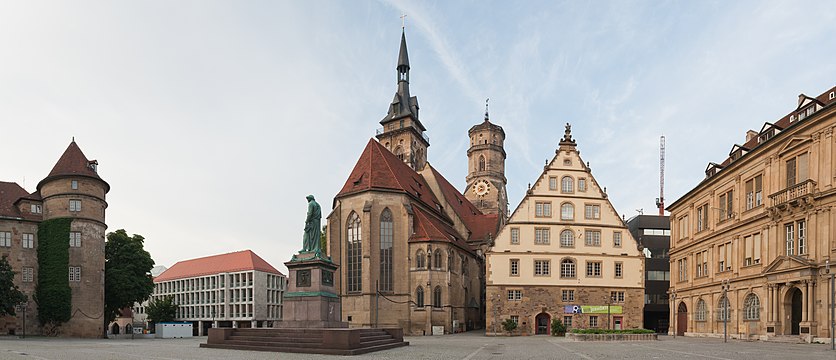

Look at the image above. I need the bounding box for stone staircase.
[201,327,409,355]
[768,335,806,344]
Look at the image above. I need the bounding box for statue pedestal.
[276,256,346,328]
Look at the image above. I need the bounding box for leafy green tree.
[145,295,178,323]
[320,225,327,255]
[104,230,155,324]
[0,256,26,316]
[501,318,518,336]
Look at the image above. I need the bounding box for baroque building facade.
[485,125,645,335]
[667,84,836,341]
[0,141,108,337]
[327,30,504,335]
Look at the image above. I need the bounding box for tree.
[145,295,178,324]
[0,256,26,316]
[104,230,155,326]
[551,318,566,336]
[319,225,327,256]
[501,318,518,336]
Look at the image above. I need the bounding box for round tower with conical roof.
[465,104,508,219]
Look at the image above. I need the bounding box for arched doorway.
[676,302,687,336]
[535,312,551,335]
[111,323,120,335]
[125,324,133,335]
[790,288,802,335]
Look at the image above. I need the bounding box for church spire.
[397,30,410,77]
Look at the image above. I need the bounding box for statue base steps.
[201,327,408,355]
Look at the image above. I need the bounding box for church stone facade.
[327,30,505,335]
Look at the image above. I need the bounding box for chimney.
[745,130,758,142]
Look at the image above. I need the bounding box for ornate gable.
[762,255,816,275]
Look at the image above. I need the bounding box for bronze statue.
[302,195,322,253]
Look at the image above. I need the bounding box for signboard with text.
[564,305,623,314]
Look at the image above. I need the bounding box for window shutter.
[744,236,752,259]
[754,233,761,262]
[798,153,809,181]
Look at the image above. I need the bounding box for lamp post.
[670,291,677,339]
[721,279,730,343]
[827,260,834,351]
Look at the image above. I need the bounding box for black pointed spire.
[397,30,410,73]
[381,29,424,131]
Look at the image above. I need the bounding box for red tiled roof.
[154,250,282,282]
[410,205,475,255]
[0,181,28,219]
[38,141,109,192]
[425,164,499,242]
[336,139,442,209]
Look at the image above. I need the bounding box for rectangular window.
[0,232,10,247]
[71,180,78,190]
[785,223,795,256]
[614,262,623,278]
[584,230,601,246]
[69,232,82,247]
[679,215,689,239]
[69,199,82,212]
[22,267,34,282]
[535,202,552,217]
[786,157,796,187]
[69,266,81,282]
[797,220,806,255]
[584,204,600,220]
[22,233,34,249]
[697,204,708,232]
[585,261,602,277]
[563,316,573,328]
[507,290,522,301]
[589,316,599,328]
[755,175,763,207]
[534,260,550,276]
[510,315,519,325]
[613,232,622,247]
[510,228,520,244]
[718,190,733,220]
[677,258,688,281]
[647,270,671,281]
[562,289,575,302]
[510,259,519,276]
[753,233,761,264]
[610,291,625,303]
[535,228,550,245]
[578,178,586,192]
[549,177,558,190]
[30,204,42,214]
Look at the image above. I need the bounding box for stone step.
[232,329,325,335]
[223,339,324,348]
[200,341,409,356]
[359,338,400,347]
[360,334,393,341]
[228,335,322,343]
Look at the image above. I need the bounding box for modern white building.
[148,250,286,335]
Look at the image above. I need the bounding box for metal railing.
[769,179,816,207]
[375,127,430,144]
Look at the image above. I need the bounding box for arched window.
[447,251,453,272]
[462,256,469,276]
[561,203,574,220]
[395,146,404,161]
[560,229,574,247]
[433,286,442,308]
[695,299,707,321]
[560,259,576,278]
[346,212,362,293]
[744,293,760,320]
[379,208,394,293]
[416,249,425,269]
[478,155,486,171]
[416,286,424,307]
[717,296,731,321]
[433,249,442,269]
[561,176,574,193]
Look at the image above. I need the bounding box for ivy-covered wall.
[36,218,72,326]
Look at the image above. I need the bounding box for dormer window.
[790,115,795,122]
[30,204,42,214]
[88,160,98,173]
[830,92,835,100]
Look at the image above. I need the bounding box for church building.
[327,30,505,335]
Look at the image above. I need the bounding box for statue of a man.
[302,195,322,253]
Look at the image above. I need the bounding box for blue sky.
[1,1,835,273]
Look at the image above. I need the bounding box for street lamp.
[670,291,677,339]
[721,279,730,343]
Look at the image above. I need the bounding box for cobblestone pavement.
[0,333,834,359]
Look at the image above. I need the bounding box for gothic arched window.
[379,208,393,293]
[416,249,426,269]
[416,286,424,307]
[395,146,404,161]
[696,299,707,321]
[717,296,731,321]
[433,249,442,269]
[447,251,453,272]
[346,212,362,293]
[744,293,760,320]
[478,155,486,171]
[433,286,442,308]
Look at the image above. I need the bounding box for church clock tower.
[465,102,508,219]
[376,29,429,171]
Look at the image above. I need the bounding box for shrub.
[551,319,566,336]
[501,318,518,335]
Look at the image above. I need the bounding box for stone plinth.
[277,254,346,328]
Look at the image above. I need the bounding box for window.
[562,289,575,302]
[678,215,689,239]
[416,287,424,307]
[614,262,623,278]
[584,230,601,246]
[416,250,426,269]
[745,175,763,210]
[71,180,78,190]
[744,293,760,320]
[379,209,393,292]
[478,155,486,171]
[395,146,404,161]
[534,228,550,244]
[560,229,574,248]
[510,315,519,325]
[534,260,551,276]
[696,204,708,232]
[510,228,520,244]
[785,220,806,256]
[563,316,573,328]
[560,203,574,220]
[695,299,707,321]
[695,250,708,277]
[433,249,443,269]
[507,290,522,301]
[30,204,42,214]
[69,266,81,282]
[346,212,362,293]
[643,229,671,236]
[561,176,574,193]
[786,153,809,187]
[563,159,571,166]
[586,261,602,277]
[0,232,10,247]
[677,258,688,281]
[718,190,733,220]
[584,204,600,220]
[613,232,622,247]
[68,231,82,248]
[448,252,454,272]
[549,177,557,190]
[69,199,81,212]
[510,259,519,276]
[22,267,34,282]
[432,286,442,308]
[22,233,34,249]
[560,259,576,278]
[798,220,806,255]
[717,296,731,321]
[744,233,762,266]
[610,291,625,303]
[647,270,671,281]
[718,242,731,271]
[589,316,599,328]
[785,223,794,256]
[535,202,552,217]
[578,178,587,192]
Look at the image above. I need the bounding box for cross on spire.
[400,13,407,29]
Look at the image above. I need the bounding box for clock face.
[473,180,491,196]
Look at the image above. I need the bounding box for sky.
[1,1,835,275]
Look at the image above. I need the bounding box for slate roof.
[154,250,283,282]
[0,181,29,219]
[38,141,109,192]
